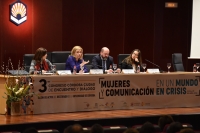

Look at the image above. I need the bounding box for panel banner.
[28,74,200,114]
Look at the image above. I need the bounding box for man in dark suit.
[92,47,114,73]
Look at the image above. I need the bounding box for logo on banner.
[10,0,27,26]
[84,102,91,109]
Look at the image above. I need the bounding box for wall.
[0,0,192,71]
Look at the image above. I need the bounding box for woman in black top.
[120,49,143,72]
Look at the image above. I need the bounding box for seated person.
[66,46,89,73]
[166,122,183,133]
[29,47,52,74]
[158,115,174,131]
[91,47,115,73]
[140,122,155,133]
[120,49,143,72]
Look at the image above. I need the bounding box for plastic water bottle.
[73,66,77,74]
[137,65,140,73]
[193,64,197,73]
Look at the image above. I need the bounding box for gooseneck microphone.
[145,59,165,73]
[145,59,160,68]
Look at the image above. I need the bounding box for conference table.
[0,72,200,115]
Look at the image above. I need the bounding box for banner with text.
[30,74,200,114]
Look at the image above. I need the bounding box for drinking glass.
[51,65,56,74]
[80,65,84,74]
[167,63,171,73]
[113,64,117,73]
[196,63,200,72]
[142,63,147,73]
[34,67,38,75]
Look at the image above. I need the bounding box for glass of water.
[167,63,171,73]
[51,65,56,74]
[80,65,84,73]
[113,64,117,73]
[142,63,147,73]
[196,63,200,72]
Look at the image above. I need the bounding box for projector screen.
[190,0,200,58]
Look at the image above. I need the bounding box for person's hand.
[106,69,113,74]
[135,58,139,62]
[116,68,121,73]
[33,71,38,75]
[79,69,84,74]
[42,70,47,73]
[80,60,90,67]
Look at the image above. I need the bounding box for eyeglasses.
[133,53,138,56]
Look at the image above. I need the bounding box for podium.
[0,75,6,114]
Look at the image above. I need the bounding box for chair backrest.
[23,54,34,72]
[83,53,99,65]
[51,51,71,63]
[172,53,185,72]
[51,51,71,70]
[118,54,130,66]
[47,52,52,62]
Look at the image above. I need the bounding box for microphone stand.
[103,58,107,74]
[40,60,43,75]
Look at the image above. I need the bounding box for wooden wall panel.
[124,0,154,66]
[62,0,94,53]
[155,0,192,71]
[33,0,62,52]
[1,0,33,69]
[94,0,125,63]
[0,0,193,71]
[0,0,2,66]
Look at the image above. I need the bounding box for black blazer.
[120,61,144,72]
[91,54,114,70]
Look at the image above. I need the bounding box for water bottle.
[193,64,197,73]
[73,66,77,74]
[137,65,140,73]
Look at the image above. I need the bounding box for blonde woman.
[65,46,89,73]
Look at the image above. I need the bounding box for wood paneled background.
[0,0,192,71]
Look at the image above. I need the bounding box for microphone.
[145,59,165,73]
[40,58,43,75]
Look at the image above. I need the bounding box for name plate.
[147,69,160,73]
[57,70,71,75]
[90,69,103,74]
[122,69,135,74]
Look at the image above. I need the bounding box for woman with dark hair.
[120,49,143,72]
[29,47,52,74]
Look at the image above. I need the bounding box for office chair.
[51,51,71,70]
[23,54,34,72]
[118,54,130,66]
[172,53,185,71]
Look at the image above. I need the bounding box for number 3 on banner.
[39,79,47,93]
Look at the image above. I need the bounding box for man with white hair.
[92,47,114,73]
